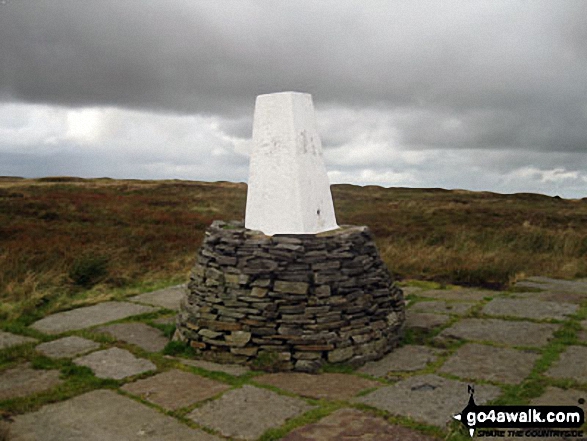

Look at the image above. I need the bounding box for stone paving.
[73,347,156,379]
[0,330,37,349]
[95,322,168,352]
[0,364,63,401]
[2,278,587,440]
[35,336,100,358]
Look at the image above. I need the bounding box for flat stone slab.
[354,374,501,428]
[436,318,559,347]
[95,322,168,352]
[399,286,424,296]
[415,288,497,301]
[35,336,100,359]
[358,345,441,377]
[409,301,476,316]
[10,389,220,441]
[254,372,380,401]
[0,364,63,401]
[514,277,587,294]
[405,312,451,331]
[30,302,158,334]
[514,290,587,305]
[531,386,587,407]
[545,346,587,384]
[187,385,315,440]
[0,330,37,349]
[73,347,156,380]
[174,357,250,376]
[121,369,230,410]
[281,408,440,441]
[439,343,539,384]
[129,285,186,311]
[482,298,578,321]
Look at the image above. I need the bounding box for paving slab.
[354,374,501,428]
[482,298,578,321]
[187,385,315,440]
[9,389,220,441]
[95,322,168,352]
[0,364,63,401]
[73,347,156,380]
[436,318,559,347]
[281,408,440,441]
[0,330,37,349]
[35,336,100,359]
[174,357,250,376]
[514,290,587,305]
[121,369,230,410]
[254,372,380,401]
[545,346,587,384]
[409,301,476,316]
[405,312,451,331]
[439,343,539,384]
[415,289,498,301]
[129,285,186,311]
[530,386,587,409]
[515,277,587,293]
[358,345,441,377]
[30,302,158,335]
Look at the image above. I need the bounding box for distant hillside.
[1,177,585,320]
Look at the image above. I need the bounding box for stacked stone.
[175,220,405,373]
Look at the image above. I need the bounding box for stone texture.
[254,372,380,400]
[245,92,338,236]
[129,285,186,311]
[354,374,501,428]
[176,221,404,372]
[415,289,496,301]
[10,389,221,441]
[95,322,168,352]
[0,364,63,401]
[358,345,441,377]
[436,318,558,347]
[35,336,99,359]
[409,301,476,316]
[0,330,37,349]
[439,343,539,384]
[187,385,315,440]
[174,357,250,376]
[482,298,578,321]
[545,346,587,383]
[405,312,451,330]
[514,277,587,293]
[30,302,158,334]
[530,387,587,413]
[73,347,156,380]
[121,369,229,410]
[153,316,175,326]
[514,290,587,305]
[281,408,440,441]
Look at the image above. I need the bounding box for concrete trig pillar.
[245,92,339,236]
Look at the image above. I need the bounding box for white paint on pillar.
[245,92,339,236]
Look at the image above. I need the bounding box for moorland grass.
[1,177,586,321]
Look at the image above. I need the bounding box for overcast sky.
[1,1,586,198]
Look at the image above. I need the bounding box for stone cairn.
[175,220,405,372]
[175,92,405,372]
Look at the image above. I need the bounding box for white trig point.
[245,92,339,236]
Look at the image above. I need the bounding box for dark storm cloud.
[1,0,586,193]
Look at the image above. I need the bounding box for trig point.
[245,92,338,235]
[175,92,405,373]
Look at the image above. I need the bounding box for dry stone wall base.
[175,221,405,373]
